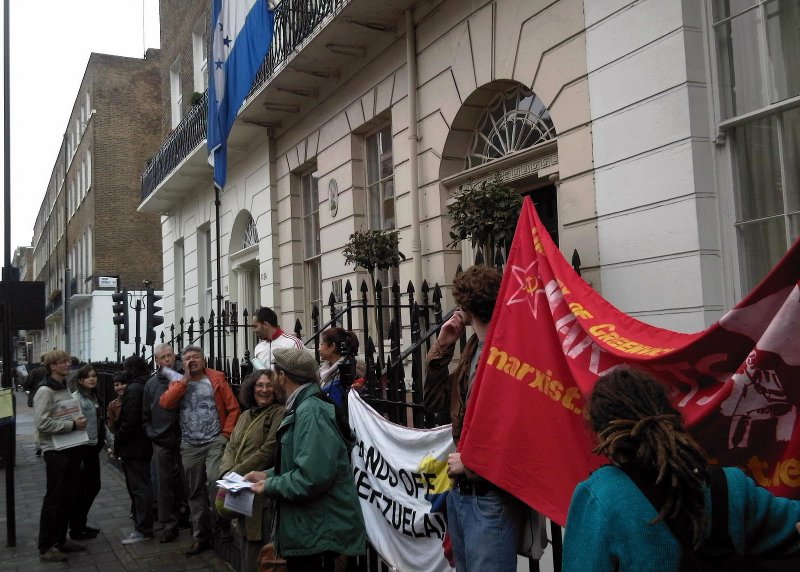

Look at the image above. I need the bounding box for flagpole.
[214,183,223,365]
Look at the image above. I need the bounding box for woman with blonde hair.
[218,369,284,572]
[563,367,800,571]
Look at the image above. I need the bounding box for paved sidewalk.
[0,391,233,571]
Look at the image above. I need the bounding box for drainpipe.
[63,132,70,353]
[406,9,422,288]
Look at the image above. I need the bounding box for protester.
[115,356,155,544]
[218,369,283,572]
[34,349,88,562]
[563,367,800,570]
[423,265,518,572]
[252,306,304,368]
[105,372,128,454]
[160,345,240,556]
[26,355,47,407]
[68,365,104,541]
[247,347,365,571]
[142,343,186,544]
[318,327,360,409]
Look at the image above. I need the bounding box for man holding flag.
[424,265,519,572]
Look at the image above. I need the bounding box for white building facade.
[140,0,799,339]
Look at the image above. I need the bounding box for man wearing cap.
[246,347,365,571]
[159,345,240,556]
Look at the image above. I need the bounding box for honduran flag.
[207,0,274,189]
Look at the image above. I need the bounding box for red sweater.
[158,368,240,438]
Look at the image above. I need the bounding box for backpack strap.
[706,466,729,542]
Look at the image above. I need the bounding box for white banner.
[349,392,455,572]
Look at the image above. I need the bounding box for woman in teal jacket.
[563,367,800,571]
[247,347,365,570]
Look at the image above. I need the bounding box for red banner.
[459,197,800,526]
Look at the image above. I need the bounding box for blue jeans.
[447,486,518,572]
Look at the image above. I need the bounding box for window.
[198,227,213,317]
[301,169,322,317]
[174,240,185,323]
[467,85,556,169]
[712,0,800,291]
[192,20,209,92]
[366,126,395,232]
[170,59,183,129]
[365,126,398,332]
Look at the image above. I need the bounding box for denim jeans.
[446,486,518,572]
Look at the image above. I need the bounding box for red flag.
[459,197,800,525]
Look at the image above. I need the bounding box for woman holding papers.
[68,366,104,541]
[33,349,88,562]
[219,369,284,572]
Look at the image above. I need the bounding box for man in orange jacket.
[159,345,240,556]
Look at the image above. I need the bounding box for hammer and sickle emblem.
[524,276,538,294]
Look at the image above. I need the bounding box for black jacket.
[142,363,182,448]
[114,374,153,459]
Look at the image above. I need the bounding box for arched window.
[242,215,258,249]
[467,85,556,168]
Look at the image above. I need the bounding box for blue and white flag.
[207,0,273,189]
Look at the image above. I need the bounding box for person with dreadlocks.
[563,367,800,571]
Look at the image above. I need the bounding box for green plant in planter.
[448,176,522,262]
[191,91,205,106]
[343,229,406,284]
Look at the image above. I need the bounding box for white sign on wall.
[97,276,118,288]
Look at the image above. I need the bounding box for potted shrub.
[448,175,522,266]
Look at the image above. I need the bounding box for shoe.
[55,539,86,552]
[70,529,98,540]
[82,526,101,534]
[35,448,42,457]
[159,528,179,543]
[40,547,67,562]
[121,530,153,545]
[185,541,210,556]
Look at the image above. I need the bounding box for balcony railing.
[141,92,208,201]
[141,0,348,202]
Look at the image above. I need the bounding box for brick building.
[29,50,164,361]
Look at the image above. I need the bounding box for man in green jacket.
[247,347,365,571]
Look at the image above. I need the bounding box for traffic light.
[112,289,129,344]
[146,288,163,346]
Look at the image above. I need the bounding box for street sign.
[97,276,118,288]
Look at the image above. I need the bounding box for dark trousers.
[69,444,101,533]
[122,456,154,535]
[286,551,339,572]
[153,443,185,532]
[38,449,78,553]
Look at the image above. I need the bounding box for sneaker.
[55,539,86,552]
[70,529,98,540]
[40,547,66,562]
[121,530,153,545]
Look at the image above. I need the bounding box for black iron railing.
[140,0,348,201]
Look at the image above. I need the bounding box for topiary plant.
[448,176,522,262]
[342,229,406,283]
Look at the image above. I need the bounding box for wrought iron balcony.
[141,0,348,202]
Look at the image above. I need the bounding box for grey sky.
[2,0,160,259]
